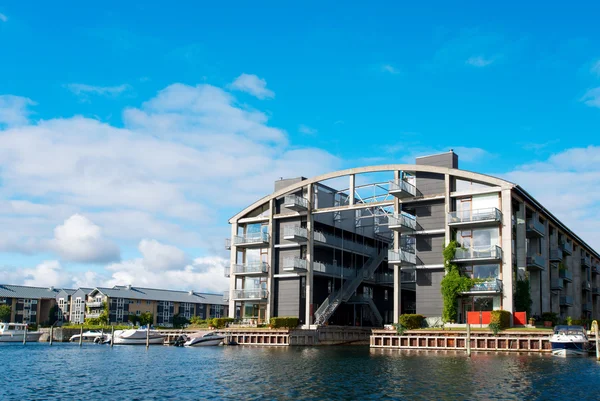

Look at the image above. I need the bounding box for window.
[137,300,141,304]
[136,310,141,316]
[146,300,151,305]
[472,264,499,279]
[384,290,388,301]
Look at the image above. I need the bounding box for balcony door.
[458,198,472,221]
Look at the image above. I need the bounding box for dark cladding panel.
[416,151,458,169]
[415,269,444,316]
[409,201,445,231]
[415,172,445,196]
[416,234,445,266]
[274,177,306,192]
[275,278,300,318]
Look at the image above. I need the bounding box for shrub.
[488,322,501,335]
[270,317,299,329]
[398,314,425,330]
[211,317,234,329]
[490,310,511,329]
[541,312,558,326]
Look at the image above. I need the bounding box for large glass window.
[458,228,499,248]
[473,264,499,279]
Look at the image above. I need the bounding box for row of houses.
[0,284,228,327]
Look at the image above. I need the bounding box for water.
[2,344,600,400]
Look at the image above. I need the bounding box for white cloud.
[0,13,7,22]
[392,145,490,164]
[466,56,494,67]
[229,73,274,99]
[65,83,131,101]
[0,95,36,126]
[581,87,600,108]
[381,64,400,74]
[138,239,189,271]
[299,124,317,135]
[591,60,600,77]
[51,214,120,263]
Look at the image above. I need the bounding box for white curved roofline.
[230,164,514,222]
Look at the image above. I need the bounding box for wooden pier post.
[23,325,27,345]
[146,327,150,349]
[79,326,83,347]
[593,320,600,361]
[110,326,114,348]
[49,325,53,346]
[466,323,471,357]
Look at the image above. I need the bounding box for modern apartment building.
[86,285,228,327]
[225,151,600,327]
[0,284,59,324]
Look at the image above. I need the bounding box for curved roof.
[230,164,514,222]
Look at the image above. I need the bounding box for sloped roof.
[0,284,61,299]
[91,285,227,305]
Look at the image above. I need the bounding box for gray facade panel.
[409,201,445,231]
[276,278,300,318]
[416,152,458,169]
[415,172,445,196]
[416,269,444,316]
[416,234,444,266]
[277,248,302,274]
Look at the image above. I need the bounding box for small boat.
[0,322,43,342]
[69,331,107,343]
[550,325,590,357]
[184,331,226,347]
[106,328,165,345]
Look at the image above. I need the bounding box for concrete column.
[267,199,276,322]
[228,223,237,319]
[573,244,583,319]
[444,174,451,244]
[305,184,314,326]
[501,189,514,322]
[349,174,355,206]
[541,219,551,314]
[393,170,401,324]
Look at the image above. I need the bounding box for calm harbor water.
[2,343,600,400]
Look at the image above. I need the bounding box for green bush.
[270,317,299,329]
[211,317,234,329]
[541,312,558,326]
[490,310,511,329]
[398,314,425,330]
[488,322,501,335]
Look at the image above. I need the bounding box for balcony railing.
[593,265,599,275]
[581,256,592,268]
[283,226,308,242]
[593,287,600,296]
[223,291,229,302]
[560,241,573,255]
[388,179,416,199]
[387,213,417,233]
[232,289,268,300]
[283,194,309,211]
[549,248,563,262]
[388,249,416,266]
[526,219,545,237]
[583,303,592,312]
[463,278,502,293]
[224,266,230,278]
[559,269,573,282]
[230,232,270,248]
[233,261,269,275]
[86,301,103,308]
[86,311,101,318]
[582,280,592,292]
[313,261,354,278]
[283,257,307,272]
[560,296,573,306]
[314,231,376,255]
[401,270,416,283]
[526,254,546,271]
[551,278,564,291]
[453,245,502,262]
[448,208,502,226]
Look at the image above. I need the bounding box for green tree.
[0,304,11,322]
[128,314,138,325]
[514,278,532,317]
[47,305,59,326]
[172,313,189,329]
[98,302,109,325]
[440,241,476,322]
[139,312,154,326]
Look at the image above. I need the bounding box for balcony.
[229,232,270,248]
[314,231,376,255]
[388,213,417,233]
[526,219,545,238]
[560,241,573,255]
[581,256,591,268]
[559,269,573,282]
[583,303,592,312]
[582,280,592,292]
[283,194,309,212]
[462,278,503,294]
[401,270,416,283]
[223,291,229,302]
[559,296,573,307]
[551,278,564,291]
[224,266,230,278]
[388,179,416,199]
[526,254,546,271]
[448,208,502,227]
[282,257,308,272]
[453,245,502,263]
[549,248,563,262]
[86,301,103,308]
[313,261,354,278]
[233,261,269,275]
[388,248,416,266]
[283,226,308,243]
[593,287,600,296]
[593,265,599,275]
[232,289,268,301]
[86,311,101,318]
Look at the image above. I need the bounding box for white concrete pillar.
[228,223,237,319]
[305,184,314,326]
[393,170,401,324]
[501,189,514,322]
[267,199,275,322]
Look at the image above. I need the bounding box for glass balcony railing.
[560,241,573,255]
[526,254,546,270]
[581,256,592,268]
[223,291,229,302]
[549,248,563,261]
[448,208,502,225]
[283,257,307,271]
[314,231,376,255]
[224,266,230,278]
[232,289,268,300]
[401,270,416,283]
[560,296,573,306]
[86,311,101,318]
[464,278,502,293]
[387,249,416,266]
[593,265,600,275]
[582,280,592,292]
[526,219,545,237]
[233,261,269,275]
[283,194,309,211]
[453,245,502,262]
[583,303,592,312]
[86,301,103,308]
[551,278,564,290]
[559,269,573,282]
[387,213,417,232]
[231,232,270,247]
[593,287,600,296]
[388,179,416,199]
[283,226,308,242]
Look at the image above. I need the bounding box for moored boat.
[184,331,225,347]
[69,331,107,343]
[550,325,590,357]
[106,328,165,345]
[0,322,43,342]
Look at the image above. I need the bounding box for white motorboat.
[107,328,165,345]
[69,330,108,343]
[0,322,43,342]
[184,331,226,347]
[550,325,590,357]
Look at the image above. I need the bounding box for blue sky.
[1,1,599,291]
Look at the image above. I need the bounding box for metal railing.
[313,231,377,255]
[593,287,600,295]
[388,249,417,265]
[388,213,417,231]
[402,270,416,283]
[467,278,502,292]
[232,289,268,300]
[283,194,309,210]
[223,291,229,302]
[231,232,270,246]
[583,303,592,312]
[224,266,230,277]
[86,301,103,308]
[526,254,546,269]
[549,248,563,261]
[448,208,502,225]
[582,280,592,291]
[526,219,545,236]
[559,296,573,306]
[86,312,101,318]
[388,179,417,197]
[233,261,269,274]
[581,256,592,267]
[559,270,573,281]
[551,278,564,290]
[453,245,502,261]
[283,257,308,271]
[283,226,308,240]
[560,241,573,255]
[313,261,354,278]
